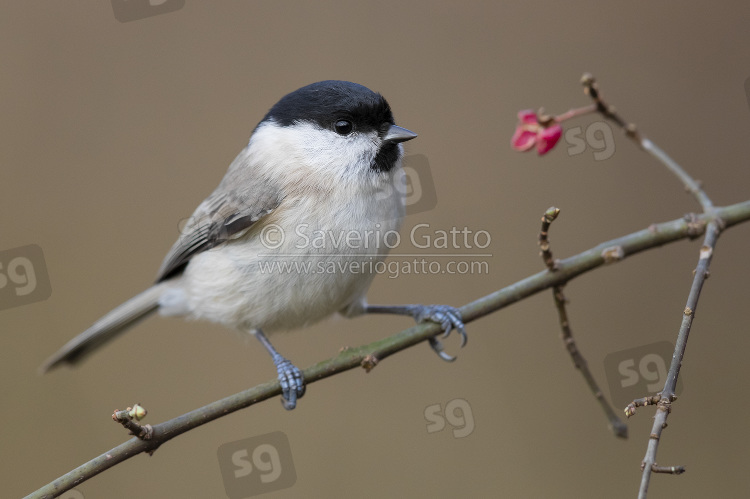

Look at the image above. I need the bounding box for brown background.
[3,2,750,498]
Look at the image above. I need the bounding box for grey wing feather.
[155,147,283,281]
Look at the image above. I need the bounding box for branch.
[27,200,750,498]
[579,74,721,497]
[581,73,714,212]
[636,221,721,498]
[538,207,627,438]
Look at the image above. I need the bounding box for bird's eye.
[334,120,354,135]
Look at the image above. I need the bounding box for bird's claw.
[411,305,467,362]
[429,337,457,362]
[273,355,306,410]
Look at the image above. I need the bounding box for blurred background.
[2,2,750,498]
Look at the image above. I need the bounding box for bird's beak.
[383,125,417,144]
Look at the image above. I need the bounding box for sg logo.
[424,398,475,438]
[0,245,52,311]
[217,432,296,498]
[110,0,185,23]
[565,121,616,161]
[604,341,684,408]
[370,154,438,222]
[59,490,84,499]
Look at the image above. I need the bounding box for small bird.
[41,80,466,409]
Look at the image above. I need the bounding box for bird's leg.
[250,329,305,410]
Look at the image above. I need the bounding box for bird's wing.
[155,148,283,282]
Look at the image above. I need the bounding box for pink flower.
[511,110,562,155]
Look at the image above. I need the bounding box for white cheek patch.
[250,121,382,184]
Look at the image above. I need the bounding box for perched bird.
[41,80,466,409]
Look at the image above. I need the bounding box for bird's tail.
[40,283,170,373]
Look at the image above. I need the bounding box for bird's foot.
[272,355,306,410]
[409,305,467,362]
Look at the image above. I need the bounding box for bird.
[41,80,466,409]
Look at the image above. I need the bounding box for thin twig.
[636,221,720,499]
[651,465,686,475]
[624,394,662,418]
[112,405,153,441]
[537,104,598,127]
[641,139,714,212]
[538,207,627,438]
[553,103,597,123]
[580,73,713,212]
[25,201,750,499]
[579,74,723,498]
[538,207,560,270]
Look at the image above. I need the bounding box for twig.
[580,73,713,212]
[25,200,750,499]
[112,404,153,442]
[536,104,598,127]
[552,104,597,123]
[580,73,637,135]
[650,465,686,475]
[624,394,662,418]
[579,74,722,498]
[538,207,560,270]
[636,221,720,499]
[641,139,714,212]
[538,207,627,438]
